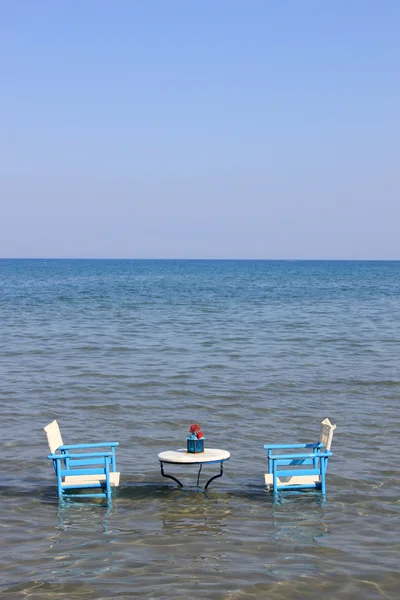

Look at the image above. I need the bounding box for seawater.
[0,259,399,600]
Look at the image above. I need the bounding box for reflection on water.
[160,493,231,538]
[57,503,113,534]
[270,494,329,545]
[265,495,329,579]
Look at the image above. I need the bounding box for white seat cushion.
[64,472,120,487]
[264,473,320,487]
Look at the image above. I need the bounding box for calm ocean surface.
[0,259,399,600]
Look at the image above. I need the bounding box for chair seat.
[64,472,120,487]
[264,473,320,488]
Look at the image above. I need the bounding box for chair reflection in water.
[264,418,336,495]
[44,420,120,505]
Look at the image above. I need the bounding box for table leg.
[204,461,224,491]
[196,464,203,487]
[159,461,183,488]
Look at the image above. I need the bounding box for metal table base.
[159,459,225,490]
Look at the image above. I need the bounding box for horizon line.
[1,257,400,262]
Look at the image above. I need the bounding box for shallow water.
[0,259,399,599]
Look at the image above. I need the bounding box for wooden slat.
[63,483,104,490]
[273,458,315,466]
[67,458,109,467]
[60,468,106,477]
[66,493,107,498]
[276,468,320,477]
[264,473,320,487]
[64,472,120,487]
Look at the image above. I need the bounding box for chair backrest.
[319,418,336,451]
[44,420,63,454]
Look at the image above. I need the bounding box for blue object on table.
[44,420,120,505]
[264,418,337,495]
[187,435,204,453]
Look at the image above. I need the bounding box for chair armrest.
[58,442,119,450]
[48,452,113,460]
[264,443,320,450]
[270,451,332,460]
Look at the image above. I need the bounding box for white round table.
[157,448,230,490]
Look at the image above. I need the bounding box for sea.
[0,259,399,600]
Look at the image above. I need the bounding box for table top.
[158,448,230,464]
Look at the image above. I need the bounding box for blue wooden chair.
[44,420,120,504]
[264,418,337,495]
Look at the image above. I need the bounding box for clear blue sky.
[1,1,399,259]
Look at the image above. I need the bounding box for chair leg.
[320,457,326,495]
[105,459,112,505]
[56,462,63,501]
[272,461,278,495]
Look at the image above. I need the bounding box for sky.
[0,0,399,259]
